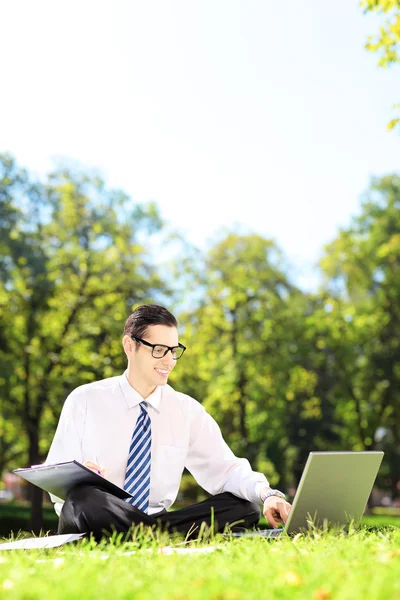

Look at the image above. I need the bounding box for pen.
[93,455,101,475]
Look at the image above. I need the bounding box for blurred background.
[1,0,400,535]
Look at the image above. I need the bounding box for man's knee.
[233,498,260,525]
[64,484,104,507]
[225,493,260,514]
[59,485,117,537]
[59,485,105,530]
[244,501,261,521]
[221,493,261,525]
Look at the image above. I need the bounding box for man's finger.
[83,460,103,475]
[263,499,292,527]
[279,502,291,523]
[264,507,279,529]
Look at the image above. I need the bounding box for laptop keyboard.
[230,528,284,538]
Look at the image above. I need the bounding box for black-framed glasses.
[132,337,186,360]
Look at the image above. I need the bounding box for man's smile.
[155,368,170,376]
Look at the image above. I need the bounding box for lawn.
[1,523,400,599]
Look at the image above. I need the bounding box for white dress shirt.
[46,372,269,515]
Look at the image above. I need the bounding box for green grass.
[1,524,400,599]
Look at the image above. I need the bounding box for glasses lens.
[151,345,185,359]
[152,345,167,358]
[174,346,185,359]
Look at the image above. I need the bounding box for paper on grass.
[158,545,221,555]
[0,533,85,551]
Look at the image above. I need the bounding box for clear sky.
[1,0,399,289]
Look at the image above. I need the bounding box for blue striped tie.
[124,401,152,513]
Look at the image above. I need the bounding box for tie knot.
[140,401,148,412]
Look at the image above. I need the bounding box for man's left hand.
[83,460,106,477]
[263,496,292,529]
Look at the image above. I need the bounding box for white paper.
[0,533,85,551]
[157,545,221,555]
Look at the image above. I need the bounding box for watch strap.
[260,488,286,503]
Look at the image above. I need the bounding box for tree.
[172,232,341,493]
[362,0,400,129]
[0,154,167,531]
[320,174,400,497]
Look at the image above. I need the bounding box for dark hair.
[123,304,178,340]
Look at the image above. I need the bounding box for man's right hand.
[263,496,291,529]
[83,460,105,477]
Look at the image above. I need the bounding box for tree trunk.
[28,424,43,533]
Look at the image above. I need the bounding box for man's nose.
[161,350,175,366]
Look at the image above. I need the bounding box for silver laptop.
[235,451,384,537]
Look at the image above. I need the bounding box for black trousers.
[58,485,260,541]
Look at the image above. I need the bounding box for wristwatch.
[260,488,286,504]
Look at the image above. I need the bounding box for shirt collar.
[119,371,161,412]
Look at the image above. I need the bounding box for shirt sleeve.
[45,388,87,513]
[185,400,269,504]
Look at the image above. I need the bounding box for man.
[47,304,291,539]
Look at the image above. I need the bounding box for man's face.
[125,324,179,390]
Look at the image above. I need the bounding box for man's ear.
[122,335,135,357]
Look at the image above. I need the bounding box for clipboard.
[13,461,133,502]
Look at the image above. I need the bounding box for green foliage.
[361,0,400,128]
[172,176,400,496]
[320,174,400,492]
[362,0,400,66]
[172,233,339,490]
[387,117,400,130]
[0,153,167,478]
[2,154,400,528]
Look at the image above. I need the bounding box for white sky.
[1,0,399,289]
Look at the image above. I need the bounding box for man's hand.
[263,496,292,529]
[83,460,106,477]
